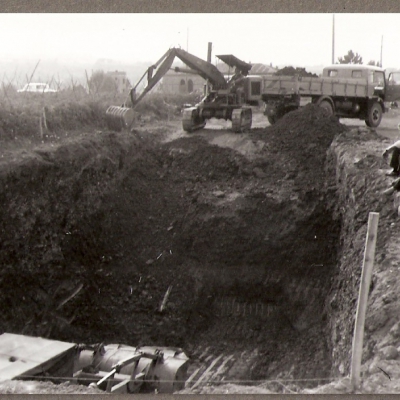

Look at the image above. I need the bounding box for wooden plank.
[350,212,379,391]
[0,333,76,382]
[0,333,75,360]
[2,341,74,364]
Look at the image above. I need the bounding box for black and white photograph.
[2,11,400,395]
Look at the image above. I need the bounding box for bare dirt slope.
[1,106,400,394]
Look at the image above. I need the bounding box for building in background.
[106,71,131,94]
[159,70,204,95]
[159,62,277,95]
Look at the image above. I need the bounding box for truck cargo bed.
[262,75,373,98]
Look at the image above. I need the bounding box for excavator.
[105,47,254,133]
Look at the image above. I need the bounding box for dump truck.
[105,47,261,133]
[261,64,400,127]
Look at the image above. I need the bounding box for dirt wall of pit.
[325,127,400,379]
[2,107,395,385]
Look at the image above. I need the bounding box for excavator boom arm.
[132,50,176,105]
[130,47,228,107]
[172,48,227,89]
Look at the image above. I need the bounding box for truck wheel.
[365,102,382,128]
[318,100,334,116]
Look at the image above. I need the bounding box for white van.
[17,83,57,93]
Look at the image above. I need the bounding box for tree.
[88,70,117,94]
[338,50,363,64]
[275,66,317,77]
[367,60,381,67]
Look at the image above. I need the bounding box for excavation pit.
[0,105,362,390]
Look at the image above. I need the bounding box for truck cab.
[243,75,263,105]
[386,70,400,103]
[323,64,400,102]
[323,64,385,82]
[323,64,385,96]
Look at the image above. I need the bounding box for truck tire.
[318,100,334,116]
[365,102,382,128]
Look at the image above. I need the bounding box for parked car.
[17,83,57,93]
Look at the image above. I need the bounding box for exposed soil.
[1,105,400,394]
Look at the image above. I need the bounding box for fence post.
[350,212,379,391]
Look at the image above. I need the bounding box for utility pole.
[184,28,189,89]
[332,14,335,64]
[205,42,212,96]
[207,42,212,63]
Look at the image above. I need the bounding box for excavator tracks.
[182,107,253,133]
[182,107,206,132]
[232,107,252,133]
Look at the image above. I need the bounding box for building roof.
[106,70,127,76]
[216,62,277,75]
[249,63,277,75]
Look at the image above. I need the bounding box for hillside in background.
[1,56,399,92]
[0,57,153,90]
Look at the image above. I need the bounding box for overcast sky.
[1,13,400,68]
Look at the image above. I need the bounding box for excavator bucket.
[105,106,139,132]
[105,50,177,132]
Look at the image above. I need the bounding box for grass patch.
[0,90,201,143]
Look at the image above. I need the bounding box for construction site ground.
[1,105,400,394]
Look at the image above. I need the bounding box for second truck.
[261,64,400,128]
